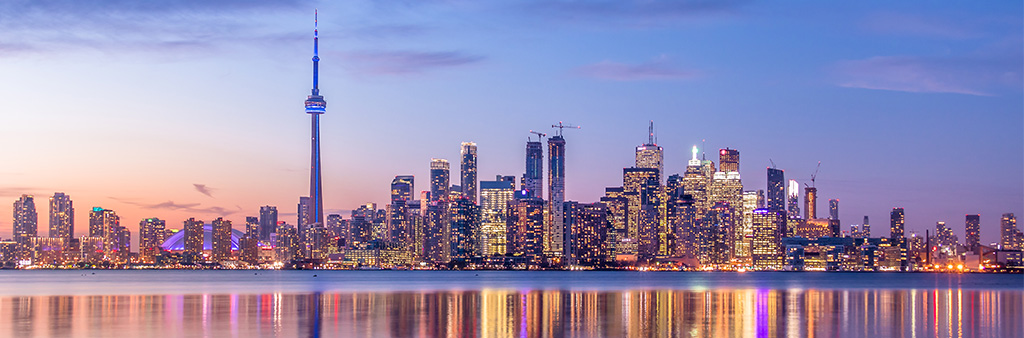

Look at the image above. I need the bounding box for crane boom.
[528,130,547,142]
[551,121,581,136]
[811,161,821,187]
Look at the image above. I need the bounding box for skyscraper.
[303,11,327,229]
[567,202,611,267]
[683,145,710,220]
[863,215,871,237]
[506,197,545,266]
[480,176,515,256]
[787,179,800,218]
[430,159,450,203]
[635,121,663,183]
[449,195,480,261]
[48,193,73,243]
[259,206,278,242]
[547,134,566,259]
[804,187,817,220]
[139,218,166,262]
[183,218,204,259]
[890,208,905,241]
[13,195,38,256]
[297,196,312,257]
[829,199,839,220]
[719,148,739,173]
[1001,213,1021,250]
[766,168,785,212]
[390,175,415,247]
[460,142,478,203]
[965,214,980,253]
[523,139,543,198]
[211,217,232,261]
[752,208,785,270]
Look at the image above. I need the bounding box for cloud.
[523,0,747,26]
[832,54,1021,96]
[0,187,48,199]
[193,184,215,197]
[342,50,484,75]
[111,198,239,216]
[573,56,701,81]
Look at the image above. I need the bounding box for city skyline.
[0,1,1021,247]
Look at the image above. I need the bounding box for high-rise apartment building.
[211,217,232,261]
[523,140,543,198]
[547,135,567,259]
[139,218,167,261]
[390,175,415,247]
[752,208,785,270]
[766,169,785,212]
[421,202,448,264]
[737,190,764,263]
[13,195,38,250]
[787,179,800,218]
[890,207,907,270]
[965,214,980,253]
[48,193,73,243]
[430,159,450,203]
[183,218,204,258]
[460,142,478,203]
[1001,213,1021,250]
[259,206,278,242]
[449,196,479,261]
[719,148,739,173]
[506,197,546,266]
[804,187,817,220]
[480,176,515,256]
[829,199,839,220]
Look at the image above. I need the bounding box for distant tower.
[862,215,871,237]
[828,199,839,220]
[965,214,980,253]
[48,192,74,242]
[211,217,233,261]
[547,134,566,257]
[390,175,415,247]
[635,120,664,182]
[803,187,817,219]
[430,159,451,203]
[719,148,739,173]
[523,138,543,198]
[1001,213,1021,250]
[787,179,800,218]
[139,218,166,262]
[460,142,478,203]
[13,195,38,252]
[182,218,204,258]
[259,206,278,242]
[766,168,785,212]
[303,10,327,228]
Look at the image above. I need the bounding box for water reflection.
[2,288,1019,337]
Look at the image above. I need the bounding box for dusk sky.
[0,1,1020,246]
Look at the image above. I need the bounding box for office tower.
[719,148,739,173]
[349,204,376,246]
[1001,213,1021,250]
[523,139,543,198]
[325,214,344,243]
[259,206,278,242]
[829,199,839,220]
[244,216,259,238]
[449,196,480,261]
[480,176,515,256]
[787,179,800,218]
[699,202,735,267]
[109,225,130,262]
[48,193,73,243]
[274,224,298,262]
[183,218,204,258]
[139,218,166,261]
[460,142,478,203]
[391,175,415,202]
[601,188,631,257]
[308,225,329,260]
[430,159,450,203]
[965,214,980,253]
[422,202,448,264]
[240,216,260,264]
[890,208,905,241]
[298,196,311,236]
[390,175,415,247]
[547,134,567,259]
[751,208,785,270]
[737,190,763,263]
[635,121,664,183]
[683,145,710,219]
[303,11,327,229]
[863,216,871,237]
[13,195,38,251]
[803,187,817,220]
[211,217,232,261]
[506,197,546,266]
[669,193,697,259]
[636,203,660,262]
[623,168,660,250]
[708,170,742,253]
[766,169,785,212]
[567,202,610,266]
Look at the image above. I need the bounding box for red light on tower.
[721,149,727,155]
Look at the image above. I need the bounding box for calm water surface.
[0,271,1019,337]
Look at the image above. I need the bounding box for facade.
[965,214,980,253]
[259,205,278,242]
[13,195,38,255]
[803,187,817,220]
[752,208,785,270]
[48,192,73,243]
[460,142,478,203]
[211,217,233,261]
[139,218,167,261]
[547,135,567,259]
[787,179,800,218]
[766,168,785,212]
[480,176,515,256]
[523,140,543,198]
[506,197,545,266]
[183,218,204,258]
[719,148,739,173]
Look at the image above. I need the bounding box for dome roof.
[160,224,246,251]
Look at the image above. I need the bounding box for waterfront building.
[934,221,958,259]
[48,193,73,244]
[460,142,478,203]
[890,208,907,270]
[547,134,567,259]
[349,204,376,246]
[752,208,786,270]
[449,196,480,261]
[506,197,545,267]
[787,179,800,218]
[240,216,260,264]
[766,169,785,212]
[965,214,980,253]
[480,176,515,256]
[523,140,544,198]
[211,217,233,261]
[139,218,167,262]
[183,218,204,260]
[567,202,610,266]
[259,205,278,242]
[1001,213,1021,250]
[13,195,38,257]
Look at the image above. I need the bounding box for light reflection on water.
[2,287,1020,337]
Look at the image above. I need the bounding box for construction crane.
[528,130,547,142]
[551,121,581,137]
[769,159,777,169]
[808,161,821,188]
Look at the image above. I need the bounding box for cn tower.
[304,10,326,226]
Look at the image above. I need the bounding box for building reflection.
[0,288,1019,337]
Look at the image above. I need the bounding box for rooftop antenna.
[648,120,655,145]
[701,139,706,160]
[551,121,580,137]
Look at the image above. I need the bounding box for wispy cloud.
[0,187,47,199]
[111,198,239,216]
[832,54,1021,96]
[193,184,215,198]
[342,50,484,75]
[573,56,701,81]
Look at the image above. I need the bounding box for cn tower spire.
[304,10,327,229]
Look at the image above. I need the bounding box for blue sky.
[0,0,1020,245]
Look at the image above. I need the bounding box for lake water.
[0,271,1019,337]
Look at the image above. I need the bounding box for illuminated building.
[430,159,450,203]
[259,205,277,242]
[635,121,663,183]
[183,218,204,259]
[29,237,65,265]
[766,169,784,212]
[803,187,817,220]
[601,189,630,257]
[828,199,839,220]
[480,176,515,256]
[303,11,327,231]
[669,194,697,259]
[702,202,736,267]
[390,175,415,247]
[48,192,73,244]
[787,179,800,218]
[934,221,958,259]
[422,202,449,265]
[308,225,329,260]
[344,241,415,268]
[566,202,610,266]
[523,140,543,198]
[506,196,545,266]
[211,217,233,261]
[1001,213,1021,250]
[297,196,312,257]
[108,225,130,263]
[636,203,660,262]
[460,142,478,203]
[751,208,785,270]
[737,190,764,264]
[793,218,832,239]
[274,224,298,262]
[139,218,166,262]
[547,134,566,259]
[683,146,710,219]
[965,214,980,253]
[862,216,871,237]
[719,148,739,173]
[349,204,376,246]
[240,216,259,264]
[449,195,480,261]
[708,170,742,257]
[13,195,37,257]
[890,208,907,270]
